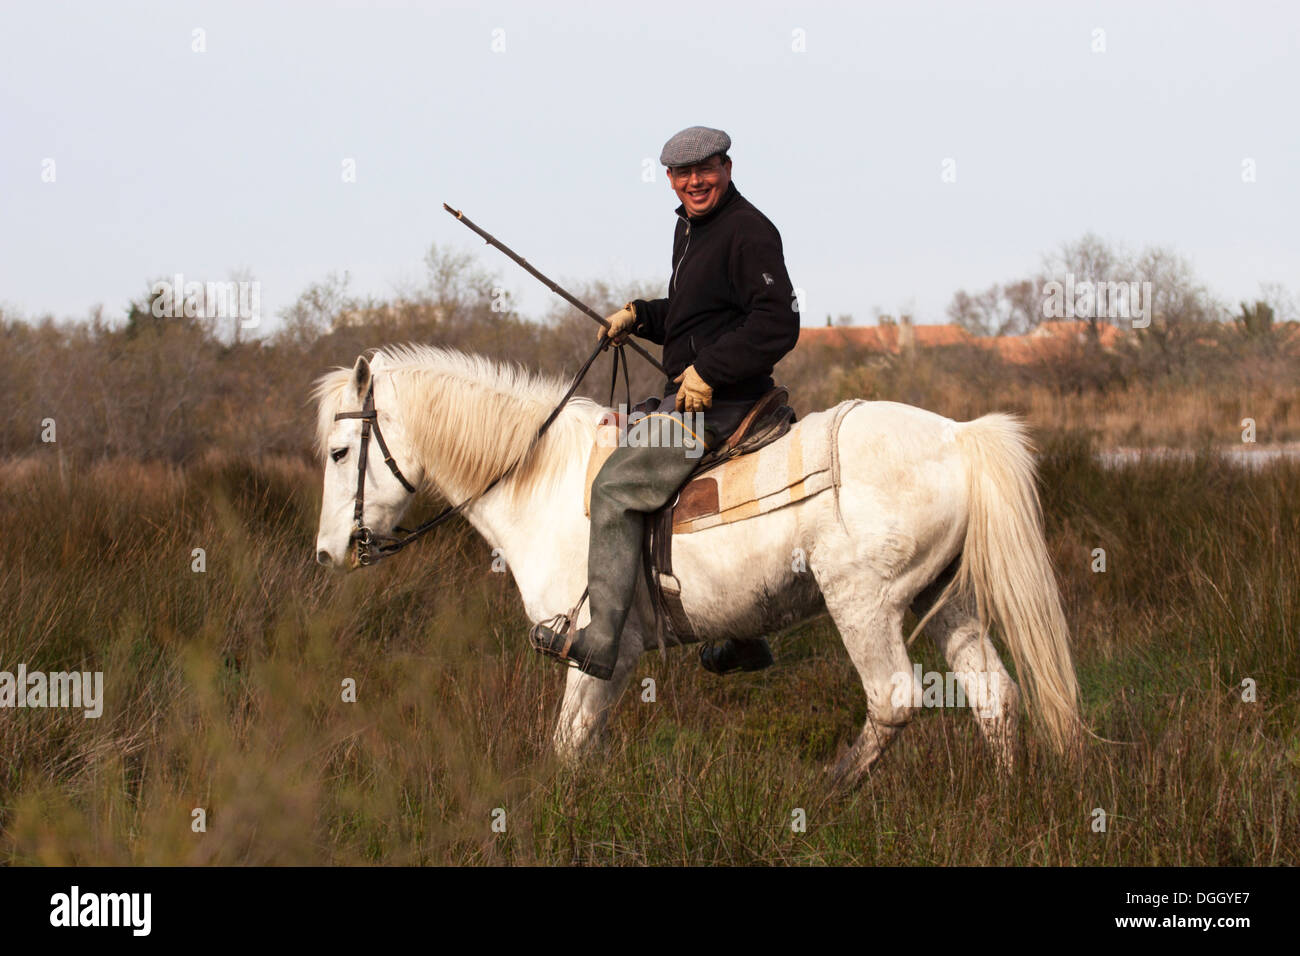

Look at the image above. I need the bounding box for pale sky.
[2,0,1296,333]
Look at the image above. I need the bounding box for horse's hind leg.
[813,565,916,789]
[923,593,1021,771]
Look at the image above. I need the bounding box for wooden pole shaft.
[443,203,667,375]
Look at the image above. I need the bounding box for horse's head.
[314,354,422,570]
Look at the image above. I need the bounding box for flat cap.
[659,126,731,167]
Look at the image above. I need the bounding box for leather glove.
[673,365,713,412]
[600,303,638,344]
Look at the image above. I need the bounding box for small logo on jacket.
[761,272,774,285]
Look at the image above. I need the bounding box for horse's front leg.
[552,620,643,763]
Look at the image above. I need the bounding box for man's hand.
[600,303,637,344]
[673,365,713,412]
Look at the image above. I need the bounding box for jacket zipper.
[671,220,691,294]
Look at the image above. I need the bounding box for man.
[530,125,800,680]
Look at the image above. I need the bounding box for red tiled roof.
[915,325,978,347]
[1032,320,1121,348]
[798,324,977,351]
[797,320,1127,364]
[797,326,894,350]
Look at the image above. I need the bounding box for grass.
[0,433,1296,865]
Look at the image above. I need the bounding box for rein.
[334,336,632,567]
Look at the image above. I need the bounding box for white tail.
[944,414,1082,753]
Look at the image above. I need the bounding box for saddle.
[583,387,796,518]
[582,387,825,645]
[691,386,797,475]
[644,388,798,643]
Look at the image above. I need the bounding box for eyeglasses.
[669,161,725,183]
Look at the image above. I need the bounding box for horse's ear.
[352,355,371,398]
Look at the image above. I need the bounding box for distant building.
[797,318,1126,364]
[798,318,975,353]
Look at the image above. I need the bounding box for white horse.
[313,345,1081,786]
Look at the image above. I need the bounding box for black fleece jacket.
[631,182,799,402]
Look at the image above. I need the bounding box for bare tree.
[947,279,1039,336]
[424,242,500,320]
[276,271,356,346]
[1040,233,1130,340]
[1257,281,1298,324]
[1131,245,1223,374]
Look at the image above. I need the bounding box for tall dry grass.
[3,277,1298,863]
[1,434,1296,865]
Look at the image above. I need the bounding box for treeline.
[1,245,668,463]
[2,238,1297,463]
[944,233,1296,339]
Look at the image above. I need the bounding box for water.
[1097,444,1300,469]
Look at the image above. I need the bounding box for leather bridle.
[333,380,419,566]
[331,337,630,567]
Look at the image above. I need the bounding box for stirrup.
[529,613,577,661]
[528,615,616,681]
[527,587,584,665]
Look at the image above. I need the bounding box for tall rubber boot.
[530,399,753,680]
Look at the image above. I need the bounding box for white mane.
[313,344,600,503]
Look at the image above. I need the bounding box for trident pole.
[442,203,667,376]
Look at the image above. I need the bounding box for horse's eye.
[331,448,347,463]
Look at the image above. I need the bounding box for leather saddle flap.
[671,412,835,533]
[583,400,840,533]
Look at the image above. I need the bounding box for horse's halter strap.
[331,338,629,567]
[333,381,417,565]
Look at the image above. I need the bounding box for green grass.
[0,433,1296,865]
